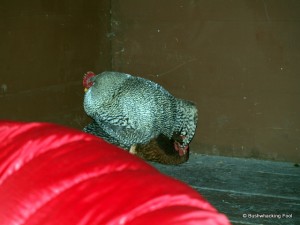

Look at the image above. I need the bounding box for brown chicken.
[129,133,189,165]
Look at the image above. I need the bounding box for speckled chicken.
[83,71,198,156]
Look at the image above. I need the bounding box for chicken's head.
[83,71,96,92]
[173,134,189,156]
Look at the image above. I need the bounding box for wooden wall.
[1,0,299,162]
[110,0,300,162]
[0,0,111,128]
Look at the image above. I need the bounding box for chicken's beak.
[84,88,88,92]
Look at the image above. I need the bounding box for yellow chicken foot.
[129,144,137,154]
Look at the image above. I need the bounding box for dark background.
[1,0,299,162]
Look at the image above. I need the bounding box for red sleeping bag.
[0,121,230,225]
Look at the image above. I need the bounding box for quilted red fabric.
[0,121,230,225]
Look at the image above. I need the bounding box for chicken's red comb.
[83,71,96,89]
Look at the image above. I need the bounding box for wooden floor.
[151,153,300,225]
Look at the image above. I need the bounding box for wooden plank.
[152,154,300,225]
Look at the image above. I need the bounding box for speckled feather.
[83,71,198,150]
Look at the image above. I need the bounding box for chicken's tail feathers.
[175,99,198,147]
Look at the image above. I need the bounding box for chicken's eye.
[91,76,96,82]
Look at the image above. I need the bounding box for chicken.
[83,71,198,157]
[130,133,189,165]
